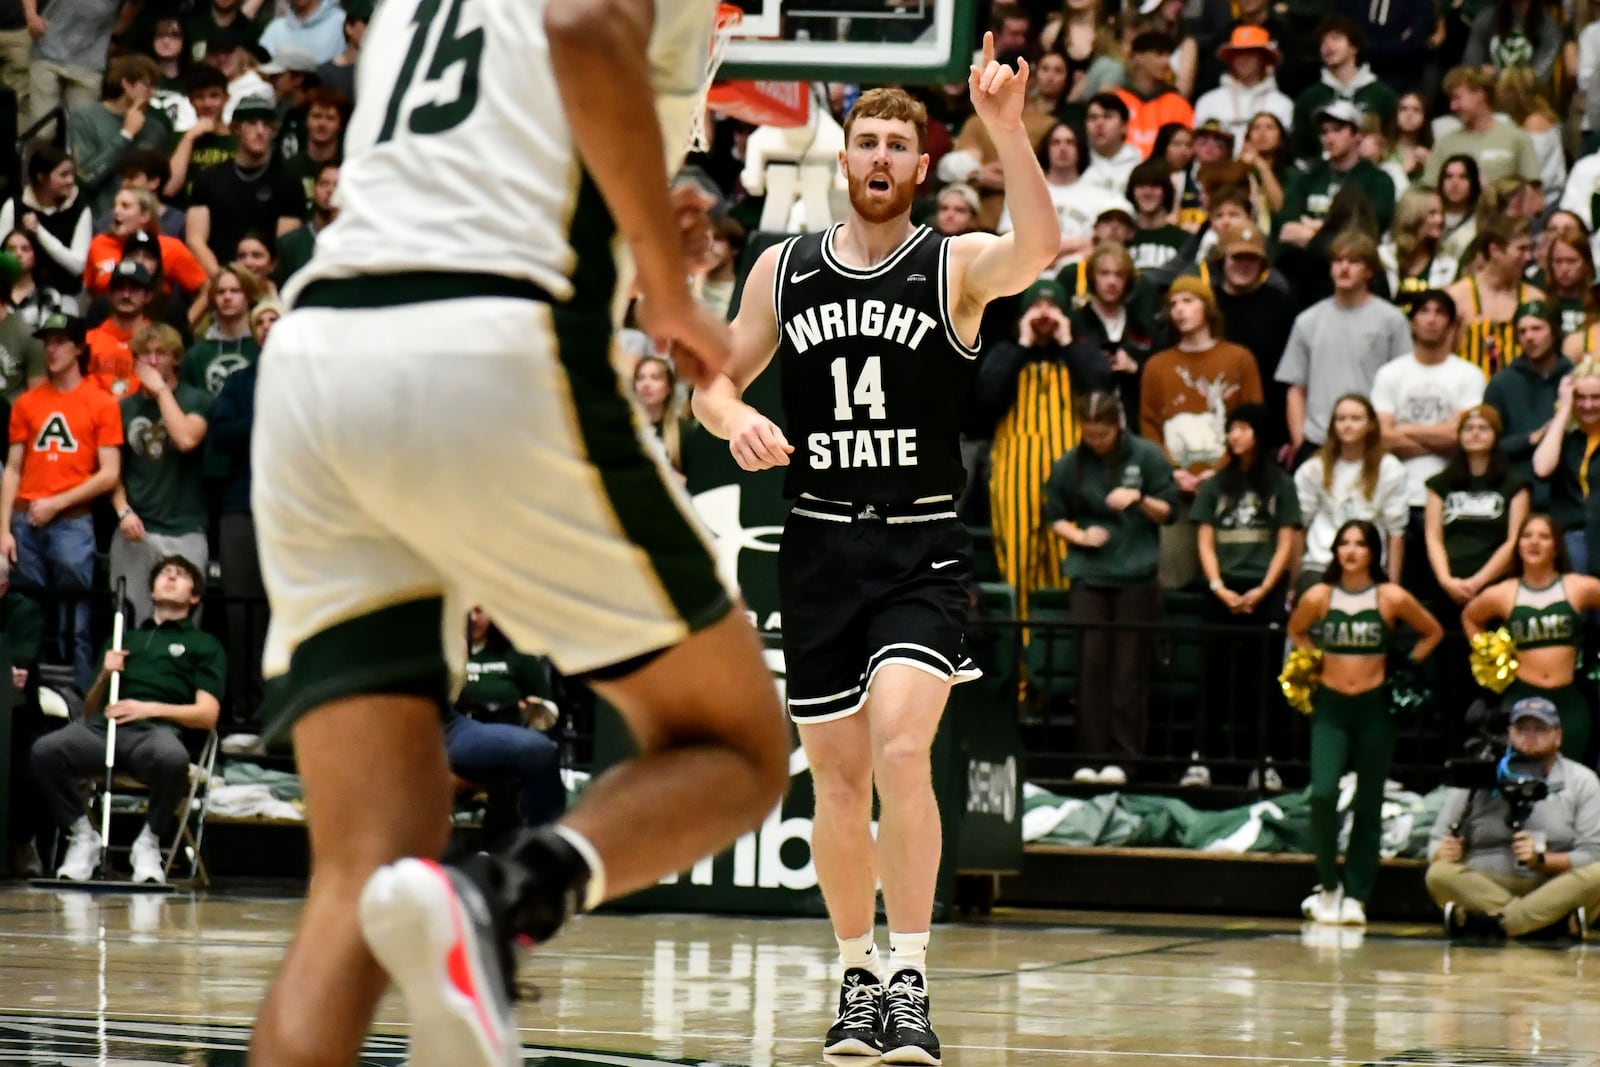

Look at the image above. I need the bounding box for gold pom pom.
[1469,627,1520,694]
[1279,647,1324,715]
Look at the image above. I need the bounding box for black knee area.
[467,827,591,944]
[150,748,190,783]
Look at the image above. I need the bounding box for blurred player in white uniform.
[246,2,789,1065]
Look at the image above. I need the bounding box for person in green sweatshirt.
[1278,100,1396,245]
[1042,391,1178,785]
[66,54,173,218]
[448,607,565,842]
[182,264,262,396]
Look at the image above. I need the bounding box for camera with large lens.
[1495,754,1550,831]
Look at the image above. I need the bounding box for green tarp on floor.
[1022,778,1452,860]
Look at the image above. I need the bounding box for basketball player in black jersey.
[694,36,1059,1065]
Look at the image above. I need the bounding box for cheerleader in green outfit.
[1463,513,1600,760]
[1287,519,1444,926]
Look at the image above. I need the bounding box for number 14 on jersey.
[812,355,918,471]
[830,356,886,421]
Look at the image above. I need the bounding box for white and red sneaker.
[360,858,521,1067]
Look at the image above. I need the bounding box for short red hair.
[843,88,928,152]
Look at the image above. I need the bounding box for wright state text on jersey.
[774,225,978,504]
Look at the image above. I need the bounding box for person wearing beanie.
[1369,289,1486,605]
[1139,275,1263,588]
[1189,400,1300,787]
[1486,301,1572,509]
[977,278,1111,616]
[1277,230,1412,465]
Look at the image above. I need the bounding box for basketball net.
[688,3,745,154]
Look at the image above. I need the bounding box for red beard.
[846,168,917,223]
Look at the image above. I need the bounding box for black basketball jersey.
[773,224,979,504]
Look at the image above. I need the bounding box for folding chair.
[115,729,218,887]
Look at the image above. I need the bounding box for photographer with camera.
[1427,696,1600,940]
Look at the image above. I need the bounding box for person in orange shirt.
[83,187,210,299]
[1114,31,1196,160]
[0,313,124,687]
[85,260,156,398]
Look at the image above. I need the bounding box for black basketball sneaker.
[880,968,941,1065]
[824,966,885,1056]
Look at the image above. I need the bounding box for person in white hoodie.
[1080,92,1144,196]
[1192,25,1293,153]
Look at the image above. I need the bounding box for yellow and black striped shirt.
[1456,276,1532,381]
[991,361,1079,616]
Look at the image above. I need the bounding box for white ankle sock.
[889,930,929,977]
[70,816,95,840]
[135,825,159,845]
[552,824,607,912]
[836,931,880,977]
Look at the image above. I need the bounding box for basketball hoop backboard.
[717,0,975,85]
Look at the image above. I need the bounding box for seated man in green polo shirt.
[29,555,225,883]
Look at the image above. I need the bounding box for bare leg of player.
[865,664,953,1065]
[251,697,452,1067]
[800,712,879,940]
[267,610,786,1067]
[865,666,952,934]
[571,608,790,896]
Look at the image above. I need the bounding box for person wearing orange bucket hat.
[1193,26,1293,153]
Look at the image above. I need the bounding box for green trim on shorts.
[295,271,553,310]
[555,170,731,635]
[261,596,450,748]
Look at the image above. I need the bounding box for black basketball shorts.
[778,495,982,723]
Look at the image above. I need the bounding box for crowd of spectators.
[0,0,584,880]
[4,0,1600,874]
[701,0,1600,791]
[0,0,367,720]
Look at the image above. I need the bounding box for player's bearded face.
[843,121,922,222]
[846,158,918,222]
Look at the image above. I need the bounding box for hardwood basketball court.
[1,883,1595,1065]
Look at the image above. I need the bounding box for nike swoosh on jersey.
[790,268,821,283]
[931,559,960,570]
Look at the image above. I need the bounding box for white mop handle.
[100,607,125,845]
[107,607,124,712]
